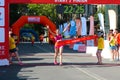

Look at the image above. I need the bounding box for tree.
[10,4,27,26]
[10,4,58,34]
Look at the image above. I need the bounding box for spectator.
[39,34,44,45]
[96,31,104,64]
[109,33,117,61]
[31,35,35,46]
[107,29,113,41]
[9,32,23,65]
[114,29,120,60]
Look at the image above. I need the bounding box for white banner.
[81,17,87,36]
[0,0,4,6]
[0,28,5,42]
[108,10,117,30]
[0,7,5,26]
[98,13,105,33]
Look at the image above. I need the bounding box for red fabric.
[56,35,98,47]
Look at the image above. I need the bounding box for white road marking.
[64,58,107,80]
[35,43,107,80]
[72,65,107,80]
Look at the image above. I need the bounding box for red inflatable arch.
[11,15,57,42]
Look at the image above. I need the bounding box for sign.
[78,44,86,53]
[87,40,94,46]
[0,7,5,26]
[28,17,40,23]
[56,5,85,14]
[0,0,4,6]
[0,28,5,42]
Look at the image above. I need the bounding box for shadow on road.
[1,43,120,80]
[18,43,81,55]
[1,60,120,80]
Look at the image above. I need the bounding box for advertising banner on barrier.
[0,0,5,6]
[78,44,86,53]
[0,27,9,66]
[0,0,9,66]
[0,28,5,42]
[0,7,5,26]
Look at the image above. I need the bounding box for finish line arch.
[11,15,57,42]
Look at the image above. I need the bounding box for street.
[0,43,120,80]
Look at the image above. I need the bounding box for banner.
[108,10,117,30]
[69,20,76,37]
[0,7,5,26]
[81,17,87,36]
[28,17,40,23]
[98,13,105,33]
[87,40,94,46]
[0,28,5,42]
[76,19,81,37]
[78,44,86,53]
[0,0,5,6]
[89,15,94,35]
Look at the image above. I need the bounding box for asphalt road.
[0,43,120,80]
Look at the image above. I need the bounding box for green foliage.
[27,4,57,21]
[94,5,105,21]
[97,6,105,14]
[10,4,57,35]
[27,4,57,34]
[10,4,25,26]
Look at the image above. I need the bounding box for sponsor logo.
[28,17,40,22]
[0,0,4,6]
